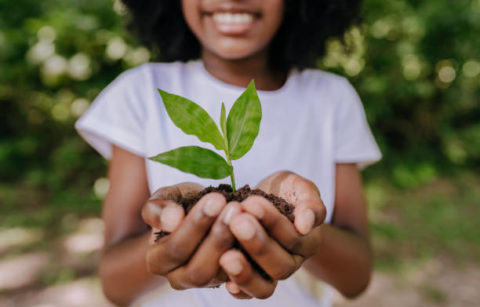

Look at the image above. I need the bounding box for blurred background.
[0,0,479,306]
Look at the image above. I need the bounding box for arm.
[100,146,243,305]
[99,146,165,306]
[303,163,372,298]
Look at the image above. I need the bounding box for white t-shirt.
[75,60,381,307]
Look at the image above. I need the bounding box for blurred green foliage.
[366,172,480,267]
[1,0,479,194]
[0,0,144,193]
[323,0,480,187]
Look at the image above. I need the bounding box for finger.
[166,202,243,289]
[220,250,277,299]
[142,183,203,231]
[226,281,252,299]
[229,213,302,280]
[293,199,326,235]
[146,193,226,275]
[142,199,185,232]
[242,196,323,257]
[150,182,204,201]
[241,196,301,252]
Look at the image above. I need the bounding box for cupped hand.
[141,183,242,289]
[220,171,326,299]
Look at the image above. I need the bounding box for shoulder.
[115,61,188,86]
[99,61,199,104]
[290,68,359,107]
[114,60,202,94]
[293,68,350,90]
[88,62,191,114]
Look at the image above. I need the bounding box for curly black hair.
[121,0,362,72]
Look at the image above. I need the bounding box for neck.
[201,49,287,91]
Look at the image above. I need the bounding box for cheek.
[263,0,285,32]
[253,0,284,51]
[207,38,261,60]
[181,0,203,38]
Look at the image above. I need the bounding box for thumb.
[141,182,203,232]
[293,200,326,235]
[142,199,185,232]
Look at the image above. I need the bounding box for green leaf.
[158,89,225,150]
[227,80,262,160]
[220,102,227,139]
[149,146,232,179]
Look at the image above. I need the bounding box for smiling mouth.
[212,12,255,24]
[206,11,259,35]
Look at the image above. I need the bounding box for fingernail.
[244,198,265,219]
[231,219,256,240]
[227,282,241,294]
[203,196,223,217]
[298,209,315,235]
[161,206,181,232]
[224,259,243,276]
[147,202,163,216]
[223,205,238,224]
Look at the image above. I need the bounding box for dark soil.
[155,184,294,238]
[184,184,293,220]
[154,184,295,280]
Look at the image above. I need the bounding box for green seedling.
[149,80,261,192]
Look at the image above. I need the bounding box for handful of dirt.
[155,184,294,240]
[154,184,295,280]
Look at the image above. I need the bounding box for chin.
[208,40,265,61]
[215,49,255,60]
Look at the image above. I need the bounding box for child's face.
[182,0,284,61]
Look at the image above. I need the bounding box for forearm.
[99,232,166,306]
[303,223,372,298]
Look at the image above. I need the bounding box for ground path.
[1,217,478,307]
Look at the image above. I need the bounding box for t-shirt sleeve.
[75,68,147,159]
[333,78,382,168]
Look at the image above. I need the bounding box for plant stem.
[230,171,236,193]
[222,130,236,192]
[225,154,236,192]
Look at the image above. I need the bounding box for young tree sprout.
[150,80,262,192]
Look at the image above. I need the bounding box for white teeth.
[212,13,254,24]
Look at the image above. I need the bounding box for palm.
[255,171,322,206]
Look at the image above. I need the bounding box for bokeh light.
[94,178,110,198]
[106,37,127,60]
[463,60,480,78]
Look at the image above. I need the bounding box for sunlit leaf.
[158,89,225,150]
[227,80,262,160]
[149,146,232,179]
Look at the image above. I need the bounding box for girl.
[76,0,381,306]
